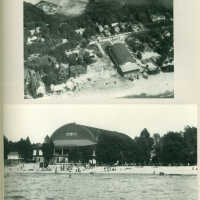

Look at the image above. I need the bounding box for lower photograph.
[3,104,198,200]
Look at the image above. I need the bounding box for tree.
[151,133,161,165]
[25,137,33,160]
[160,132,185,165]
[135,129,154,165]
[4,136,9,160]
[96,132,135,165]
[44,135,50,144]
[140,128,150,138]
[183,126,197,165]
[42,135,54,163]
[16,137,32,162]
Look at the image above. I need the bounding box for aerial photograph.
[3,104,198,200]
[24,0,174,100]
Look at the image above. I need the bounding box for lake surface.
[4,173,197,200]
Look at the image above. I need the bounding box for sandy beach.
[5,165,198,176]
[29,72,174,102]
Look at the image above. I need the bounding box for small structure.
[70,65,87,77]
[7,152,22,164]
[75,28,85,36]
[104,29,111,37]
[131,24,141,32]
[89,150,97,166]
[162,30,171,39]
[50,83,66,94]
[30,29,36,36]
[62,38,68,44]
[36,82,46,97]
[112,23,120,34]
[111,23,119,27]
[32,144,44,164]
[146,61,160,74]
[161,57,174,72]
[119,22,127,31]
[65,49,79,56]
[36,27,41,34]
[142,51,160,62]
[96,24,104,33]
[27,36,38,45]
[151,15,166,23]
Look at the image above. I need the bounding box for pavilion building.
[107,43,140,77]
[51,123,98,164]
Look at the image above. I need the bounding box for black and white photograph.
[3,104,198,200]
[24,0,174,100]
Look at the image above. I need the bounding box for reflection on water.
[4,173,197,200]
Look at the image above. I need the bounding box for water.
[4,173,197,200]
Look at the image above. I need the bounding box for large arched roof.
[51,123,97,147]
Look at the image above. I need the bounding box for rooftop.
[120,62,140,73]
[51,122,132,147]
[8,152,19,156]
[110,43,135,66]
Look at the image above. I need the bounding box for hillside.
[24,2,49,25]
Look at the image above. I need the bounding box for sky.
[3,104,197,143]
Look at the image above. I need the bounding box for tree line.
[3,126,197,166]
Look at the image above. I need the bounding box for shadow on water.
[5,195,27,200]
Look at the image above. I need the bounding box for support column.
[92,149,96,157]
[53,147,56,155]
[62,148,63,156]
[92,149,96,166]
[53,147,56,164]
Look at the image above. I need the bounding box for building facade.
[51,123,98,164]
[7,152,22,165]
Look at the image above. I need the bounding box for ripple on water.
[5,195,27,200]
[4,174,197,200]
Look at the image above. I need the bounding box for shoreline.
[5,165,198,176]
[26,72,174,102]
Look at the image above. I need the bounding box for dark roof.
[37,55,57,67]
[32,143,43,149]
[51,123,132,147]
[8,152,19,156]
[51,123,97,147]
[110,43,135,66]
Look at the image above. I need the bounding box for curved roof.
[51,123,97,147]
[110,43,134,65]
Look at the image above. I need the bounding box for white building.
[7,152,22,164]
[8,152,20,160]
[33,146,44,163]
[151,15,166,23]
[75,28,85,35]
